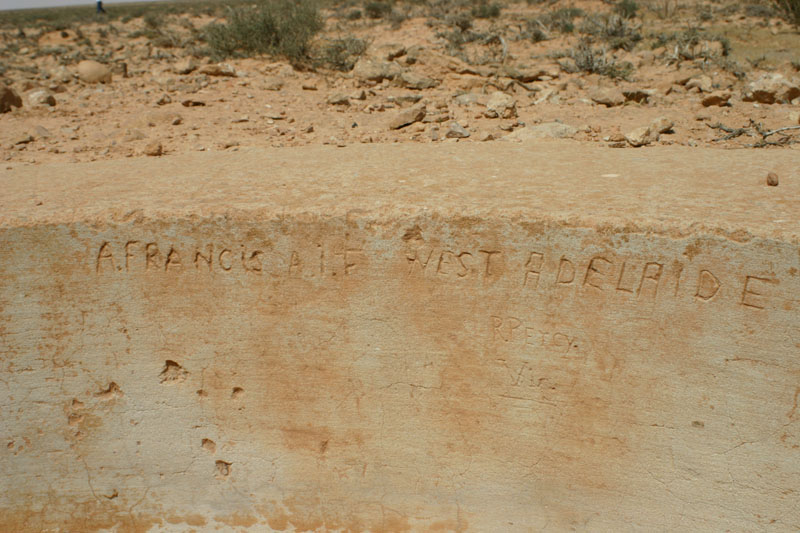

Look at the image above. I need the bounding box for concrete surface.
[1,141,799,531]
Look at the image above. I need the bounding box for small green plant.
[775,0,800,26]
[204,0,323,62]
[563,40,633,79]
[314,37,367,70]
[364,1,392,19]
[471,1,502,19]
[614,0,639,19]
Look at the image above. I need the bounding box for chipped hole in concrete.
[202,438,216,454]
[231,387,244,399]
[159,360,188,384]
[215,460,231,479]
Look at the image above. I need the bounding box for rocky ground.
[1,0,799,167]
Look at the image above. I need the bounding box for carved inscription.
[96,241,366,279]
[405,245,780,310]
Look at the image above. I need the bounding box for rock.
[123,129,146,142]
[702,92,731,107]
[0,87,23,113]
[264,77,284,91]
[13,133,33,145]
[302,82,317,91]
[143,141,163,157]
[650,116,674,135]
[174,58,197,75]
[625,126,658,147]
[766,172,779,187]
[686,75,713,93]
[789,111,800,125]
[590,87,626,107]
[744,73,800,104]
[76,60,112,84]
[623,89,655,104]
[353,58,402,83]
[181,99,206,107]
[388,105,426,130]
[198,64,236,77]
[498,65,557,83]
[156,94,172,106]
[502,122,578,141]
[445,122,470,139]
[374,43,406,61]
[34,125,52,139]
[454,93,480,106]
[484,92,517,119]
[399,71,437,90]
[327,93,350,106]
[27,89,56,107]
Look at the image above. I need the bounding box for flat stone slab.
[1,142,799,531]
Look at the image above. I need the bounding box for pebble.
[446,122,470,139]
[143,141,163,156]
[766,172,779,187]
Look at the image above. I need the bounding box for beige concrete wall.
[1,142,798,531]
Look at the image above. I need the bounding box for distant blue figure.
[96,1,107,14]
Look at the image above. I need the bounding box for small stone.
[375,43,406,61]
[327,93,350,106]
[388,105,426,130]
[790,111,800,125]
[702,92,731,107]
[766,172,779,187]
[625,126,658,147]
[0,87,23,113]
[302,82,318,91]
[429,126,440,141]
[744,73,800,104]
[454,93,480,106]
[399,71,437,90]
[263,76,284,91]
[353,58,402,83]
[28,89,56,107]
[156,94,172,106]
[143,141,163,157]
[77,60,112,84]
[199,64,236,77]
[446,122,470,139]
[484,92,517,119]
[502,122,578,141]
[34,125,52,139]
[622,89,655,104]
[590,87,626,107]
[650,116,674,134]
[174,58,197,75]
[686,75,713,93]
[13,134,34,145]
[181,99,206,107]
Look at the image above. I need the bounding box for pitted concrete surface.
[1,141,798,531]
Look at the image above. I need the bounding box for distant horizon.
[0,0,163,11]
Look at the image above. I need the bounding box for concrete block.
[1,142,798,531]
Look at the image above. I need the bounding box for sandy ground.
[1,0,799,168]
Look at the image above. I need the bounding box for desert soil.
[1,0,800,167]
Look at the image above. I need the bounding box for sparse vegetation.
[204,0,323,62]
[314,36,367,70]
[559,40,634,79]
[775,0,800,27]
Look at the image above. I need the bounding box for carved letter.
[242,250,263,273]
[556,257,575,285]
[615,261,635,294]
[219,249,233,272]
[145,243,160,271]
[456,252,473,278]
[524,252,544,289]
[124,241,140,272]
[491,316,504,341]
[741,275,776,310]
[695,269,721,301]
[289,251,302,276]
[96,242,115,273]
[165,247,183,271]
[479,250,502,277]
[195,245,213,271]
[407,249,433,275]
[638,262,663,299]
[584,256,612,291]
